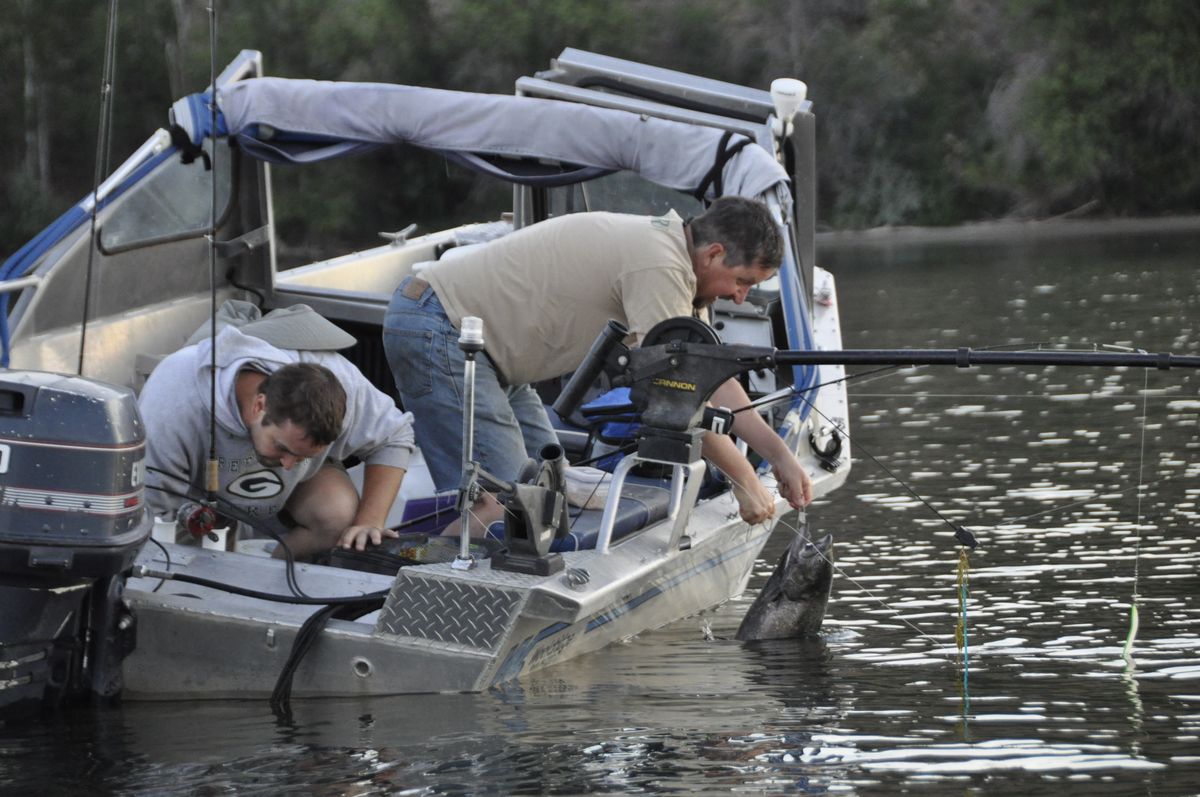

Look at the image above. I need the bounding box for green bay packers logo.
[228,470,285,499]
[651,377,697,392]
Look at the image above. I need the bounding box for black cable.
[143,473,309,598]
[225,266,266,306]
[142,568,388,606]
[145,536,172,593]
[143,469,472,600]
[269,595,384,716]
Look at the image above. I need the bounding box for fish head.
[779,528,834,602]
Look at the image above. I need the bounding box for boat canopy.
[173,77,790,202]
[1,73,794,368]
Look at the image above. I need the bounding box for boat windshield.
[99,140,233,252]
[547,171,705,218]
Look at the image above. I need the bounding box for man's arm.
[701,432,776,524]
[710,377,813,510]
[138,358,204,520]
[337,463,407,550]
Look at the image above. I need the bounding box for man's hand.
[772,455,813,509]
[338,524,400,551]
[731,477,776,525]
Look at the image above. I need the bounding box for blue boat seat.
[485,477,672,552]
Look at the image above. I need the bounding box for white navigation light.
[771,78,807,119]
[459,316,484,347]
[770,78,808,138]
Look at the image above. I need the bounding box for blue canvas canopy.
[172,77,790,202]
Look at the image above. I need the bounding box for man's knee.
[286,466,359,536]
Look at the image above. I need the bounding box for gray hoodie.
[140,325,415,524]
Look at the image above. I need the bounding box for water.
[3,222,1198,795]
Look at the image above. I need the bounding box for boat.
[0,49,852,709]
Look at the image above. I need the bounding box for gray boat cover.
[206,78,788,203]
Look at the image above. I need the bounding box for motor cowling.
[0,370,150,714]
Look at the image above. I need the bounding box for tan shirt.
[425,211,696,385]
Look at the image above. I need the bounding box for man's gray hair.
[689,196,783,270]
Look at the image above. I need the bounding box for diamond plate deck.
[377,569,527,651]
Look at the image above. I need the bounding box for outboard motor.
[0,371,150,715]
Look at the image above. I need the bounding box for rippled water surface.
[3,223,1198,795]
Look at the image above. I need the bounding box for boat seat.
[485,476,673,552]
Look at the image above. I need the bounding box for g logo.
[228,471,285,499]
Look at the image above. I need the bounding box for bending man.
[141,305,415,559]
[383,196,811,533]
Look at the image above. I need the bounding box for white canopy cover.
[179,77,789,203]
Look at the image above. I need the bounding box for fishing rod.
[770,347,1200,370]
[556,319,1200,438]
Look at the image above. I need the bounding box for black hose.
[138,567,389,606]
[269,595,384,716]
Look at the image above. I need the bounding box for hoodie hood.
[193,326,302,435]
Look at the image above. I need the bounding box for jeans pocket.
[383,327,435,399]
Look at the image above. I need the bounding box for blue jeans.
[383,275,558,491]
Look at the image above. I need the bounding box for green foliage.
[1010,0,1200,215]
[2,0,1198,260]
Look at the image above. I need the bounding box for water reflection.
[2,226,1197,794]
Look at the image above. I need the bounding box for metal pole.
[453,316,484,571]
[773,347,1200,370]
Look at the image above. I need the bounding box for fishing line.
[789,388,976,546]
[731,345,1191,541]
[764,507,958,660]
[956,547,971,719]
[1126,368,1152,661]
[737,365,901,412]
[720,372,974,545]
[993,479,1154,527]
[78,0,120,375]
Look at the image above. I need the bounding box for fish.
[735,523,834,641]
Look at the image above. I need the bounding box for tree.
[1007,0,1200,216]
